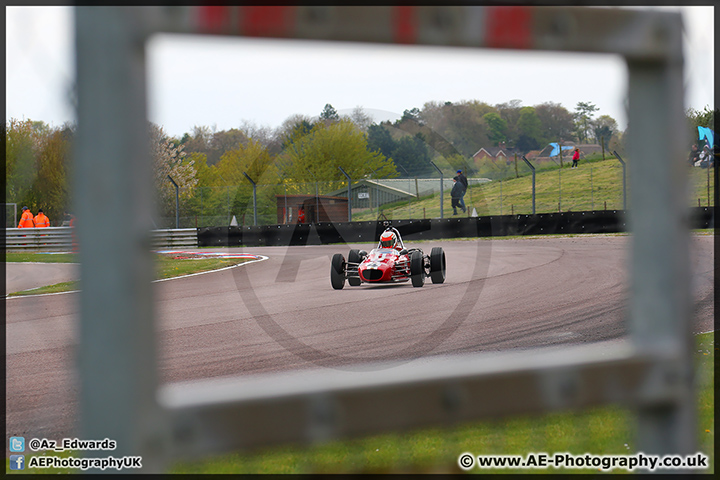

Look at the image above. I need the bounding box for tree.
[515,107,543,152]
[150,123,198,219]
[483,112,507,146]
[282,118,315,151]
[278,119,397,190]
[345,106,373,132]
[574,101,599,143]
[5,119,56,214]
[495,99,524,147]
[319,103,340,123]
[592,115,618,147]
[391,134,434,177]
[400,107,422,124]
[214,139,280,223]
[6,119,39,206]
[534,102,574,145]
[33,126,73,223]
[210,128,249,158]
[239,120,284,156]
[366,124,397,160]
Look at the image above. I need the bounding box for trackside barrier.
[72,6,695,473]
[149,229,198,249]
[5,227,75,251]
[197,207,713,247]
[4,228,197,252]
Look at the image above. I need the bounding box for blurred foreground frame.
[73,6,694,473]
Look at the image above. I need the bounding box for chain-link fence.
[156,163,714,228]
[3,203,18,228]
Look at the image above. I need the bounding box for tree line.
[5,102,715,226]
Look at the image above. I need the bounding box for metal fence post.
[499,180,503,215]
[74,6,167,472]
[558,167,562,212]
[626,14,694,461]
[429,161,443,218]
[338,166,352,221]
[167,175,179,229]
[612,150,627,210]
[242,172,257,226]
[521,156,536,214]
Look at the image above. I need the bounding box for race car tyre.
[410,250,425,287]
[348,249,362,286]
[430,247,446,284]
[331,253,346,290]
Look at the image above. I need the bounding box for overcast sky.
[6,6,715,139]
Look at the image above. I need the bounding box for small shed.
[275,194,348,224]
[325,179,416,209]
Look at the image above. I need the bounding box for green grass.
[353,158,715,221]
[167,332,715,474]
[8,335,713,475]
[4,252,253,296]
[5,252,77,263]
[5,249,714,474]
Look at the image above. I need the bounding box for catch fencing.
[71,5,699,473]
[157,164,714,228]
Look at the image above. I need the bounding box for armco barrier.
[5,227,198,252]
[197,207,713,247]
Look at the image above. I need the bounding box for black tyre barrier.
[197,207,713,247]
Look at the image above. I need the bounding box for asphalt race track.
[5,235,714,442]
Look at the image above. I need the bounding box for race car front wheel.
[331,253,346,290]
[430,247,446,284]
[410,250,425,287]
[347,249,363,286]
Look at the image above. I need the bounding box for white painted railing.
[5,227,197,252]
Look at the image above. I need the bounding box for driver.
[379,228,404,251]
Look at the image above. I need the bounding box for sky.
[6,6,715,140]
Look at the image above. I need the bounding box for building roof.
[324,179,419,199]
[472,146,509,158]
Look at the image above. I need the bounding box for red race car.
[331,225,446,289]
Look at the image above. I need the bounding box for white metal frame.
[72,6,693,472]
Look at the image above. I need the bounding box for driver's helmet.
[379,230,397,248]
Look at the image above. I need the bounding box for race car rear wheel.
[430,247,446,284]
[348,249,363,286]
[331,253,346,290]
[410,250,425,287]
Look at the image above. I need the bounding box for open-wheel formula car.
[331,225,446,289]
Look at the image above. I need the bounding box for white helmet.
[379,230,397,248]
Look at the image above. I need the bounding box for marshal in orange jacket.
[18,208,34,228]
[34,211,50,228]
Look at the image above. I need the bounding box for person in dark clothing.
[451,177,465,215]
[456,169,468,211]
[688,144,700,166]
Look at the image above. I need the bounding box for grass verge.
[166,332,714,474]
[5,252,253,297]
[352,159,714,221]
[7,333,713,474]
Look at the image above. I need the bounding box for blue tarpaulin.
[697,126,715,148]
[548,143,575,157]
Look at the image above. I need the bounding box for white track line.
[5,255,268,299]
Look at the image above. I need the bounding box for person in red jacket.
[33,209,50,227]
[571,147,580,168]
[297,207,306,224]
[18,206,34,228]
